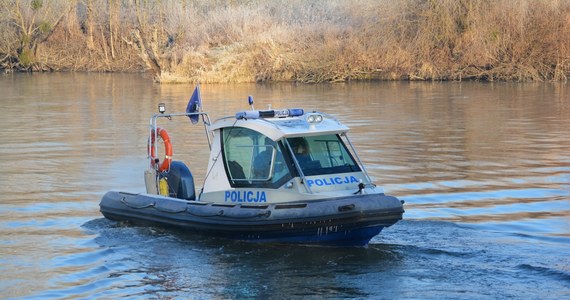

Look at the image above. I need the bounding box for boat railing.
[148,112,213,169]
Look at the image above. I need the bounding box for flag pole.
[197,85,212,150]
[186,84,212,150]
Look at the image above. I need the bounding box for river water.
[0,73,568,299]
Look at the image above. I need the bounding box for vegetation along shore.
[1,0,569,83]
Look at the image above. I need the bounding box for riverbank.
[1,0,569,83]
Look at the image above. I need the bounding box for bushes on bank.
[1,0,568,82]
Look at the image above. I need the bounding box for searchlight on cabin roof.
[306,113,323,124]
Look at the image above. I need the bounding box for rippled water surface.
[1,73,568,299]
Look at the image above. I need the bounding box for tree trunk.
[109,0,116,59]
[86,0,95,50]
[132,28,161,79]
[132,0,162,80]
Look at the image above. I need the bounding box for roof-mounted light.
[236,108,304,120]
[306,113,323,124]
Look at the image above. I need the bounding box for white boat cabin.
[198,109,379,204]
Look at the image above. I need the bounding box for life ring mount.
[150,127,173,172]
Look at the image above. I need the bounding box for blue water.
[0,73,568,299]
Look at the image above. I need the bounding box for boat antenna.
[248,95,255,110]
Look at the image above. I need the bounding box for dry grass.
[2,0,569,82]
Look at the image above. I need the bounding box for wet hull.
[100,191,404,246]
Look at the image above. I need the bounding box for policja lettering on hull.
[225,190,267,202]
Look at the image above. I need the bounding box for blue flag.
[186,85,201,124]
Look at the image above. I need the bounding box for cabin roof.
[209,113,350,141]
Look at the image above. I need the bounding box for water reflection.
[0,74,569,298]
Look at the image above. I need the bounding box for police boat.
[100,89,404,246]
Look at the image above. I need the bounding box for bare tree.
[0,0,73,70]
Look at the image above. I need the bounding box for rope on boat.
[120,196,186,213]
[121,197,155,209]
[120,195,271,218]
[184,209,225,217]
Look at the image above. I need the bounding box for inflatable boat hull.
[100,191,404,246]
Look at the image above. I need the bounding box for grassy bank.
[1,0,569,83]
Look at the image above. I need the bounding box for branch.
[38,5,73,44]
[0,53,10,62]
[132,28,161,78]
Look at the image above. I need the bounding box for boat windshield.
[222,127,291,188]
[287,134,361,176]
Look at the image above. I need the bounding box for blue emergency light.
[236,108,304,120]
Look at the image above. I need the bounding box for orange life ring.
[149,127,173,172]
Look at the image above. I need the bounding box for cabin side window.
[222,128,291,188]
[287,134,361,176]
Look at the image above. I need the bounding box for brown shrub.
[2,0,569,82]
